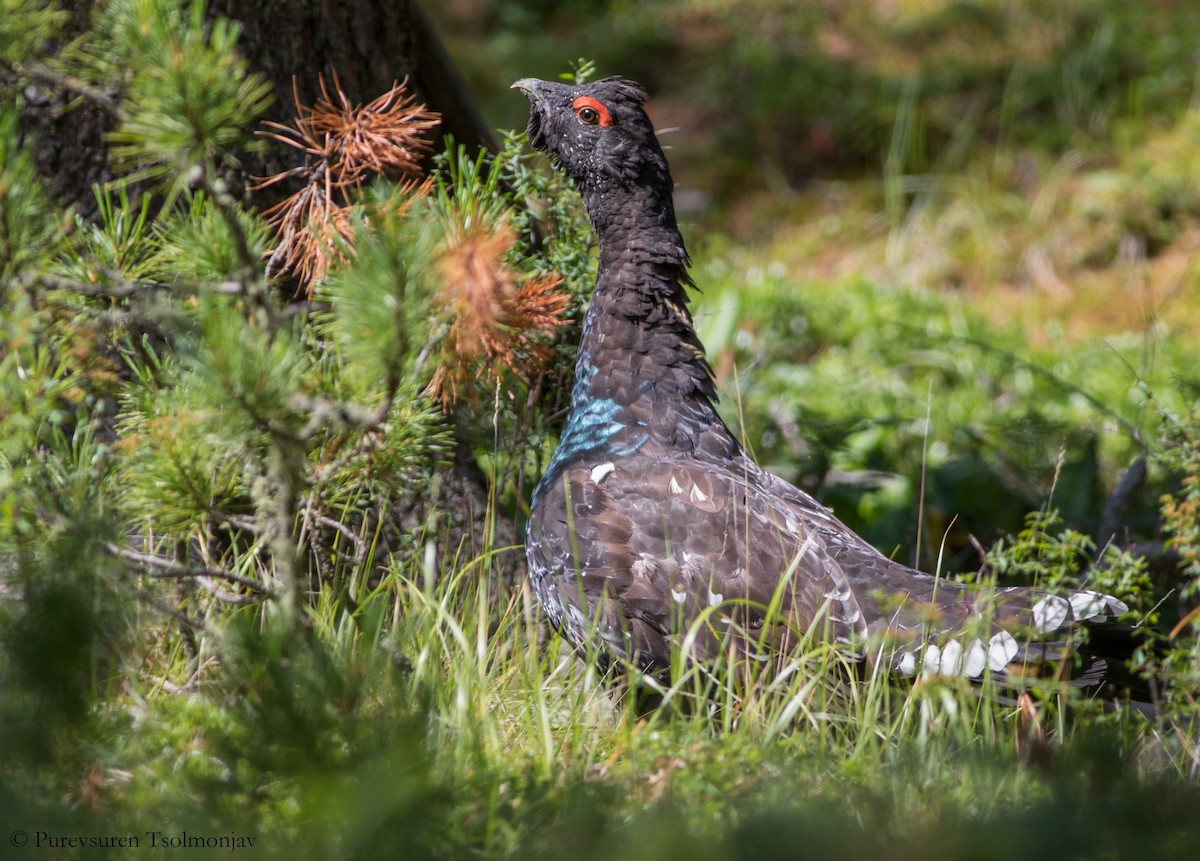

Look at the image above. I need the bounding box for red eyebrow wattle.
[571,96,612,126]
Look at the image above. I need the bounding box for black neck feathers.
[555,173,737,472]
[514,75,740,472]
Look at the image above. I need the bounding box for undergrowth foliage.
[1,1,1199,857]
[1143,402,1200,727]
[0,0,581,831]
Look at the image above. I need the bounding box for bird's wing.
[528,455,872,670]
[529,455,1128,680]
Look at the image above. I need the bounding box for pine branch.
[291,390,395,440]
[207,510,261,534]
[6,59,120,117]
[313,513,368,564]
[300,499,368,566]
[195,171,279,330]
[108,543,274,597]
[36,272,151,299]
[139,672,201,695]
[257,75,438,291]
[428,219,571,405]
[134,589,214,634]
[256,447,305,626]
[308,430,385,485]
[36,271,247,300]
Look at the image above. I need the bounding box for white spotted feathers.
[891,590,1128,679]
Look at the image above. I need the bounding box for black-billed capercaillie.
[515,75,1131,690]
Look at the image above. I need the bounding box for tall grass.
[194,504,1184,859]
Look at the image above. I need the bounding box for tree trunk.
[18,0,494,212]
[209,0,495,188]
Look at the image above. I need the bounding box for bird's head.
[512,77,675,230]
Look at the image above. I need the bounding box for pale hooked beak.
[511,78,546,102]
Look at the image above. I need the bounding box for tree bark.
[16,0,114,212]
[16,0,494,212]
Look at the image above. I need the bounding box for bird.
[513,75,1131,690]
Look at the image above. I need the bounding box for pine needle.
[428,221,571,406]
[256,74,440,291]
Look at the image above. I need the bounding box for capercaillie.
[515,75,1131,692]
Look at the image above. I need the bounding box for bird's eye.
[571,96,612,127]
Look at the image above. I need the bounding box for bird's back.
[528,448,1127,680]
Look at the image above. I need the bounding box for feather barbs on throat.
[572,96,613,127]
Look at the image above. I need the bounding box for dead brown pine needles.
[429,220,571,406]
[257,74,439,287]
[257,73,573,407]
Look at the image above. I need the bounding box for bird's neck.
[550,194,740,470]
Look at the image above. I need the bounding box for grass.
[737,114,1200,343]
[1,388,1196,859]
[20,528,1181,860]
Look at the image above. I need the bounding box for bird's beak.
[511,78,545,104]
[512,79,552,152]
